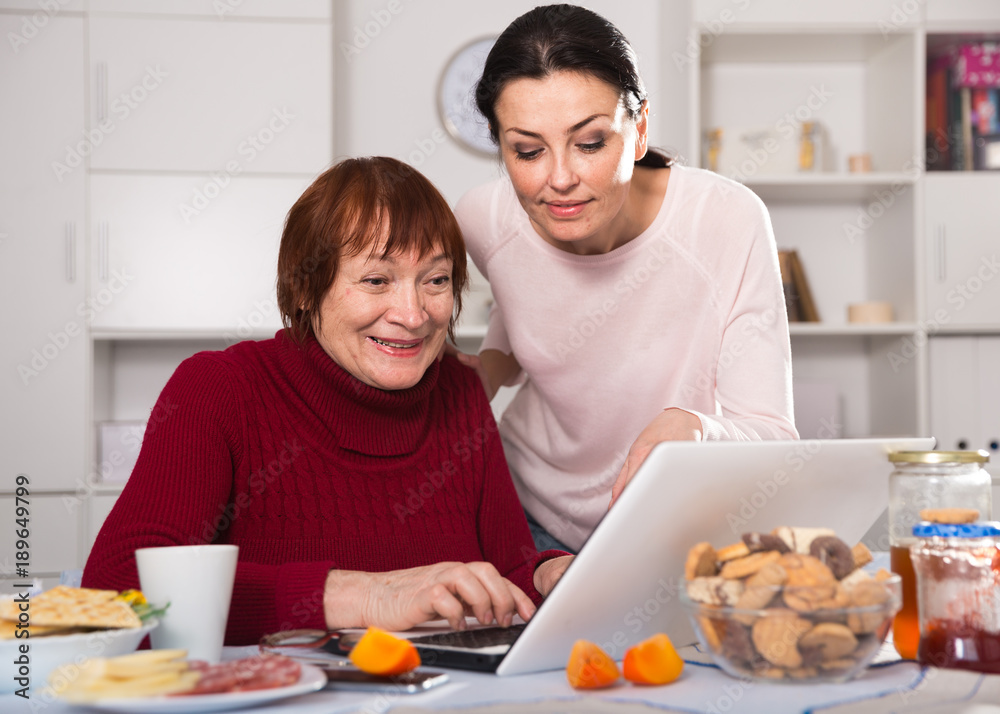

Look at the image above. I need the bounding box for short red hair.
[277,157,469,342]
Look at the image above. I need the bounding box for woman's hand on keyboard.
[323,562,536,631]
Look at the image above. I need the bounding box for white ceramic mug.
[135,544,238,663]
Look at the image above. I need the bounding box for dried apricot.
[623,633,684,685]
[349,627,421,675]
[566,640,619,689]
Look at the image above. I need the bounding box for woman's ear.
[634,100,650,161]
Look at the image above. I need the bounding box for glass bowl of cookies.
[679,527,901,684]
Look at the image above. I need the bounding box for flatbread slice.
[0,586,141,629]
[0,619,81,640]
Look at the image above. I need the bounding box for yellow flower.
[116,589,147,606]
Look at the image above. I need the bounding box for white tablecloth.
[7,642,1000,714]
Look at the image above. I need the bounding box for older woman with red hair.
[83,157,571,645]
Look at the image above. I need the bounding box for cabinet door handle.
[98,221,109,283]
[65,222,76,283]
[96,62,108,123]
[935,224,946,282]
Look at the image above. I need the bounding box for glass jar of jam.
[910,522,1000,673]
[887,450,991,659]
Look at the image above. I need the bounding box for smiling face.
[313,241,454,391]
[494,71,649,255]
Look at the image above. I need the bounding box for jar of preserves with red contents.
[910,522,1000,673]
[887,450,992,659]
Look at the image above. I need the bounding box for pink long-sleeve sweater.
[456,164,798,551]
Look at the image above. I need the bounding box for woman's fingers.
[422,581,470,631]
[507,579,537,623]
[359,562,539,631]
[465,562,517,624]
[609,446,646,507]
[428,564,536,629]
[444,565,498,626]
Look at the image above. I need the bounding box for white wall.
[332,0,693,329]
[333,0,693,206]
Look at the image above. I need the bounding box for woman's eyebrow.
[377,252,450,265]
[505,113,609,139]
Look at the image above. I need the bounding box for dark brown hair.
[475,4,672,168]
[277,156,469,341]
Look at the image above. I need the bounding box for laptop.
[329,437,934,675]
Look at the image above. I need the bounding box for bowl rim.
[679,574,902,616]
[0,617,159,649]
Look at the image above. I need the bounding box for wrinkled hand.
[532,555,574,597]
[608,408,702,508]
[348,562,536,632]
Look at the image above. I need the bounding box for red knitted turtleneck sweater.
[82,331,556,645]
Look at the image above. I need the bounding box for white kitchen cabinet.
[693,0,922,28]
[929,336,1000,474]
[87,14,331,173]
[87,492,120,553]
[926,0,1000,28]
[0,495,83,579]
[88,0,330,19]
[924,174,1000,328]
[0,14,89,492]
[89,174,311,332]
[929,336,983,452]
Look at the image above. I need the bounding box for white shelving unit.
[688,1,1000,459]
[689,20,924,439]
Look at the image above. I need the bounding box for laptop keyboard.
[408,623,526,649]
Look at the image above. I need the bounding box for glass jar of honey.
[910,522,1000,673]
[887,450,992,659]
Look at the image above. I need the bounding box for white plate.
[71,662,326,713]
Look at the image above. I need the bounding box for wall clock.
[438,36,497,156]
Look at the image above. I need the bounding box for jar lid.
[912,522,1000,538]
[889,450,990,464]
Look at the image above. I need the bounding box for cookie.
[697,611,724,651]
[839,568,873,591]
[779,553,837,612]
[919,507,979,524]
[846,580,892,635]
[815,582,851,611]
[742,532,791,554]
[733,563,788,624]
[720,550,782,580]
[686,576,745,606]
[717,541,751,562]
[720,619,759,666]
[772,527,835,554]
[851,542,873,570]
[685,541,719,580]
[809,536,855,580]
[751,610,812,668]
[799,622,858,662]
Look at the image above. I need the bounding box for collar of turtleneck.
[275,330,438,457]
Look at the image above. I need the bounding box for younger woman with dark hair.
[455,5,798,553]
[83,156,571,645]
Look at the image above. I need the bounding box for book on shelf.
[777,249,819,323]
[928,41,1000,171]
